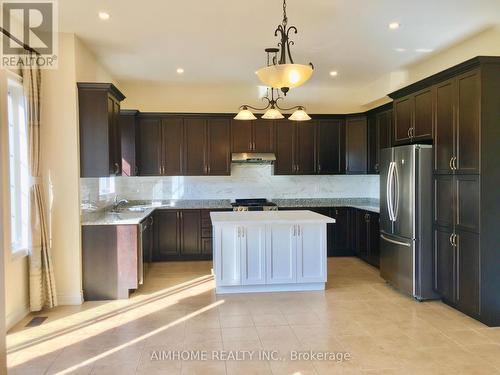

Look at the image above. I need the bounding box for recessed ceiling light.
[415,48,433,53]
[394,48,406,52]
[389,22,400,30]
[329,71,338,77]
[176,68,184,74]
[98,11,110,20]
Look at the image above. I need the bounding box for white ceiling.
[59,0,500,90]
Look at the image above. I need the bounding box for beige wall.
[41,33,117,306]
[359,25,500,110]
[122,26,500,114]
[121,81,361,114]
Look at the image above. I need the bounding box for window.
[7,78,29,254]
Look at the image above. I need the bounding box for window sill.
[11,248,28,261]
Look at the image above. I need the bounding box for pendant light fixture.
[234,88,311,121]
[256,0,314,96]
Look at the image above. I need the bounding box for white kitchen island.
[210,210,335,294]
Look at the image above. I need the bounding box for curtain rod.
[0,26,40,55]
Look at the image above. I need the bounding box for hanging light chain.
[282,0,288,28]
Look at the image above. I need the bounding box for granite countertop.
[81,198,379,226]
[271,198,380,213]
[81,199,232,226]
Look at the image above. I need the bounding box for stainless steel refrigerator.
[379,144,438,300]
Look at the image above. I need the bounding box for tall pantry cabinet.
[390,56,500,326]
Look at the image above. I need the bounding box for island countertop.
[210,210,336,225]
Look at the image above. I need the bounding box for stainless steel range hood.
[231,153,276,164]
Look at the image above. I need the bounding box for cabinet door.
[216,225,241,286]
[240,225,266,285]
[184,118,207,175]
[367,213,380,267]
[267,224,297,284]
[136,117,162,176]
[434,227,455,302]
[355,210,369,256]
[231,121,253,152]
[108,97,121,175]
[154,210,179,260]
[119,112,137,176]
[434,80,455,174]
[379,110,392,150]
[207,118,231,175]
[456,70,480,174]
[456,231,480,317]
[434,175,454,228]
[367,114,378,174]
[317,119,345,174]
[179,210,201,255]
[296,224,326,283]
[413,88,433,140]
[346,117,367,174]
[455,175,479,233]
[161,117,184,175]
[274,120,295,175]
[394,96,413,143]
[253,119,274,152]
[295,121,316,174]
[331,208,354,256]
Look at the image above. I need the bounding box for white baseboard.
[6,306,30,331]
[57,291,83,305]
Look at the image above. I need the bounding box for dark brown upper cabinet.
[316,119,345,174]
[345,116,367,174]
[433,69,480,175]
[368,107,392,174]
[136,115,230,176]
[161,117,184,175]
[78,83,125,177]
[231,119,274,153]
[136,117,162,176]
[207,118,231,175]
[183,118,207,175]
[274,120,316,175]
[393,87,432,145]
[119,110,138,176]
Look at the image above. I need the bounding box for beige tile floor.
[7,257,500,374]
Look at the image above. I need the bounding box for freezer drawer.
[380,233,414,296]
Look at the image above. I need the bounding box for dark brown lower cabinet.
[331,207,355,256]
[354,210,380,267]
[434,227,480,318]
[152,208,231,261]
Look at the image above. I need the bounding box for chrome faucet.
[111,196,129,211]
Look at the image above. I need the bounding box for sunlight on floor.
[6,258,500,375]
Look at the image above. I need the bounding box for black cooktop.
[231,198,277,207]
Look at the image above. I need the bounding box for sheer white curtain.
[21,54,57,311]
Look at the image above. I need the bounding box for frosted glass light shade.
[234,108,257,120]
[256,63,313,89]
[289,109,311,121]
[262,108,284,120]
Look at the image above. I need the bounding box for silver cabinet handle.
[452,156,457,171]
[449,157,454,171]
[114,162,120,175]
[449,233,454,246]
[407,128,411,138]
[453,233,457,247]
[380,234,411,247]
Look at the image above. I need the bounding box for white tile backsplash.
[81,164,380,203]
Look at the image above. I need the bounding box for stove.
[231,198,278,212]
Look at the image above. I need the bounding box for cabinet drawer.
[201,227,213,238]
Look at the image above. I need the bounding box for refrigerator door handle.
[380,234,411,247]
[393,162,399,222]
[386,162,393,221]
[388,161,396,222]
